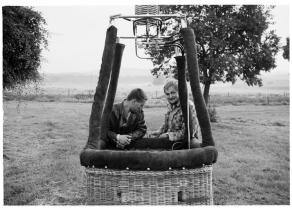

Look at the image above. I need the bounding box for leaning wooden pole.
[181,28,215,147]
[100,43,125,146]
[85,26,117,149]
[175,56,191,149]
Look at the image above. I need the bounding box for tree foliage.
[147,5,280,104]
[3,6,48,90]
[282,37,289,60]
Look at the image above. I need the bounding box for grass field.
[3,100,290,205]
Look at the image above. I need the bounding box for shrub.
[3,6,48,89]
[208,104,218,122]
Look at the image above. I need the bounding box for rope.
[187,93,190,149]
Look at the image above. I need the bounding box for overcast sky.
[1,0,290,79]
[37,5,154,76]
[35,3,289,78]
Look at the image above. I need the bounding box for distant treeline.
[3,89,289,106]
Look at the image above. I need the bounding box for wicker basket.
[85,165,213,205]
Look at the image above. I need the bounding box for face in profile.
[130,99,145,113]
[165,86,179,105]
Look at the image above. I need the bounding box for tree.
[283,37,289,60]
[147,5,280,105]
[3,6,48,90]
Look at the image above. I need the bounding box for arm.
[150,123,165,136]
[167,123,185,141]
[148,112,168,137]
[167,102,197,141]
[158,122,166,134]
[130,111,147,140]
[107,108,132,148]
[189,101,199,139]
[107,109,119,144]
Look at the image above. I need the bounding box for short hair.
[126,88,148,102]
[163,78,178,93]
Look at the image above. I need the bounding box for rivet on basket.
[182,167,185,170]
[169,167,172,170]
[92,165,95,168]
[147,168,150,171]
[104,165,107,169]
[126,167,129,170]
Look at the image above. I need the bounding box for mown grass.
[212,105,290,204]
[3,101,89,205]
[3,101,290,205]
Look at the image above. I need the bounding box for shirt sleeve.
[168,101,199,141]
[107,108,118,144]
[157,112,169,134]
[158,123,166,134]
[189,101,199,139]
[130,111,147,140]
[168,112,185,141]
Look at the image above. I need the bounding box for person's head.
[126,88,147,113]
[163,79,179,105]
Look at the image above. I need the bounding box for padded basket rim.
[80,146,218,170]
[85,164,213,175]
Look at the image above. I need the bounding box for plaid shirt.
[159,100,199,141]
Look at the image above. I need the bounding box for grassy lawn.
[3,101,290,205]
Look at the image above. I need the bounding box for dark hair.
[126,88,147,102]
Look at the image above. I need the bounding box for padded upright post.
[180,28,215,147]
[86,26,117,149]
[100,43,125,144]
[175,56,191,149]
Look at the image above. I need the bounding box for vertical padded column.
[100,43,125,144]
[86,26,117,149]
[180,28,215,147]
[175,56,191,149]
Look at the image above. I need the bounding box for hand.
[148,130,161,138]
[117,134,132,148]
[158,133,169,139]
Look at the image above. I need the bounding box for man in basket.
[107,88,148,149]
[149,79,200,148]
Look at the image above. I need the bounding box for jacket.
[107,101,147,147]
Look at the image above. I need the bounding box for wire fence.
[3,87,290,106]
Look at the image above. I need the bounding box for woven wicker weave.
[85,165,213,205]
